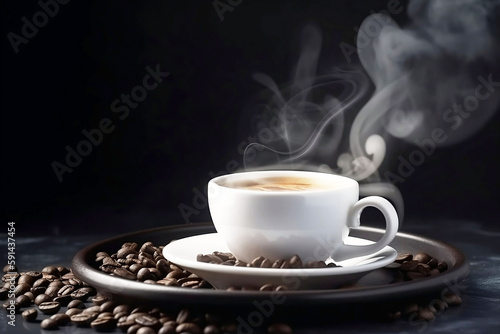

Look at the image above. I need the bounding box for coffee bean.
[437,261,448,272]
[66,308,84,317]
[22,308,38,322]
[395,253,413,263]
[268,322,293,334]
[16,294,31,307]
[44,285,60,298]
[135,314,160,328]
[33,277,50,288]
[58,284,75,296]
[38,301,61,315]
[414,252,432,264]
[71,313,96,326]
[137,268,156,281]
[34,293,52,305]
[42,266,60,277]
[54,294,73,306]
[289,255,302,268]
[427,258,438,269]
[91,316,118,331]
[15,283,31,296]
[127,323,143,334]
[176,308,191,323]
[50,312,71,326]
[158,324,176,334]
[31,286,46,296]
[23,291,35,302]
[18,274,36,286]
[114,267,137,280]
[400,260,419,272]
[203,324,220,334]
[40,318,58,330]
[71,287,95,301]
[137,326,156,334]
[68,299,85,309]
[176,322,201,334]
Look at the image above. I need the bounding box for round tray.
[72,223,469,309]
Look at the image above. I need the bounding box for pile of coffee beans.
[1,265,292,333]
[2,240,462,333]
[391,252,450,281]
[95,241,213,289]
[196,252,341,269]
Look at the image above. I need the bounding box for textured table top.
[1,219,499,333]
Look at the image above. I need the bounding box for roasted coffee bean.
[129,263,145,274]
[268,322,293,334]
[50,312,71,326]
[44,285,60,298]
[158,324,176,334]
[156,259,170,275]
[22,308,38,322]
[57,266,71,276]
[92,295,109,306]
[54,294,72,306]
[18,274,36,286]
[118,247,138,259]
[414,252,432,264]
[91,316,118,331]
[114,267,137,280]
[135,314,161,328]
[127,323,142,334]
[84,305,102,314]
[38,301,61,315]
[289,255,302,268]
[30,286,46,296]
[400,260,419,272]
[137,268,156,281]
[427,258,438,269]
[40,318,59,330]
[136,326,156,334]
[117,319,136,331]
[68,299,85,309]
[34,293,52,305]
[437,261,448,272]
[203,324,220,334]
[42,266,60,277]
[66,308,84,316]
[113,303,131,315]
[176,308,191,323]
[176,322,201,333]
[71,313,95,326]
[71,286,95,301]
[33,277,50,288]
[23,291,35,302]
[48,280,65,290]
[15,283,31,296]
[395,253,413,263]
[58,284,75,296]
[16,294,31,307]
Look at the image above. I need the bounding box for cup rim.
[208,170,357,194]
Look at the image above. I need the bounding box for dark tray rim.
[71,223,469,306]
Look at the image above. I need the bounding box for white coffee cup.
[207,170,399,264]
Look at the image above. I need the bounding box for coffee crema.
[224,177,324,192]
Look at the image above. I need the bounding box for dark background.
[2,0,500,236]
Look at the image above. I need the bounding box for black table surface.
[1,219,499,333]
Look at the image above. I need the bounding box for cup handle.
[333,196,399,262]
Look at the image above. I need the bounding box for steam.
[242,0,500,220]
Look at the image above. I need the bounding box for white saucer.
[163,233,397,290]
